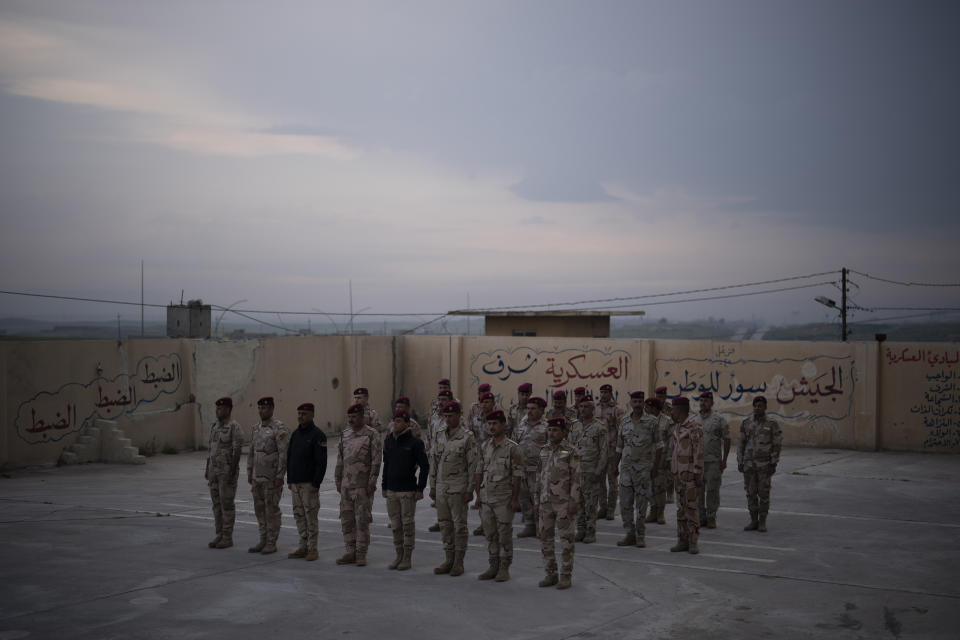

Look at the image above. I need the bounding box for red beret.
[518,382,533,393]
[599,384,613,392]
[480,391,495,402]
[438,378,451,386]
[579,395,595,404]
[395,396,411,406]
[699,391,713,400]
[346,403,364,415]
[297,402,315,412]
[353,387,369,396]
[485,410,506,422]
[753,395,768,405]
[552,390,566,400]
[442,401,461,413]
[671,397,690,407]
[629,391,645,400]
[655,386,668,395]
[393,409,409,421]
[645,397,662,409]
[574,386,586,394]
[528,397,547,408]
[438,389,453,398]
[478,383,491,393]
[547,416,567,428]
[215,397,233,408]
[257,396,274,407]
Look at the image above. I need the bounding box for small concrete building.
[166,300,211,338]
[448,310,645,338]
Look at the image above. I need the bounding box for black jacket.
[286,422,327,487]
[382,428,429,492]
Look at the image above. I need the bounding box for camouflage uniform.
[694,411,730,524]
[737,415,783,522]
[617,413,662,542]
[468,408,492,445]
[538,438,581,582]
[651,412,675,520]
[506,401,527,439]
[515,415,548,529]
[597,399,625,516]
[206,417,244,544]
[568,417,608,540]
[430,425,480,556]
[247,417,289,549]
[479,437,523,565]
[548,406,578,424]
[363,406,382,435]
[671,417,704,545]
[335,426,382,558]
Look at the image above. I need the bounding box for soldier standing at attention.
[596,384,624,520]
[335,403,382,566]
[205,396,243,549]
[353,387,382,435]
[429,401,479,577]
[549,389,577,423]
[737,396,783,533]
[537,417,581,590]
[474,410,522,582]
[516,396,548,538]
[615,391,662,548]
[669,397,704,555]
[693,391,730,529]
[655,386,674,504]
[469,391,497,445]
[572,387,587,419]
[429,378,456,418]
[644,397,673,525]
[569,395,607,544]
[382,409,429,571]
[467,383,493,426]
[247,397,289,554]
[507,382,533,439]
[286,403,327,561]
[392,396,424,441]
[427,389,454,533]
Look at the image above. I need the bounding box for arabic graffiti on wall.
[15,354,184,444]
[891,347,960,449]
[655,355,855,433]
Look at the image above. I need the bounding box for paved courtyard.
[1,446,958,639]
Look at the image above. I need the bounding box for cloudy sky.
[1,0,957,328]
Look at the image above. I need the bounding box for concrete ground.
[1,446,958,640]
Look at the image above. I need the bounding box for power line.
[400,314,449,335]
[562,281,836,310]
[848,270,960,288]
[848,310,960,324]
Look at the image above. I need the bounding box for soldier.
[335,403,381,566]
[737,396,783,533]
[655,386,674,504]
[507,382,533,439]
[537,417,581,590]
[467,383,493,427]
[515,396,548,537]
[286,403,327,561]
[645,397,673,525]
[572,387,587,420]
[392,396,424,442]
[569,395,607,544]
[247,397,289,554]
[205,396,243,549]
[694,391,730,529]
[382,409,429,570]
[473,410,522,582]
[669,397,704,554]
[596,383,624,520]
[469,391,497,445]
[548,389,577,423]
[615,391,662,548]
[429,401,479,577]
[429,378,455,419]
[427,389,454,533]
[353,387,382,435]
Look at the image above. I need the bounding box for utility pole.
[841,267,848,342]
[140,260,145,337]
[349,279,353,336]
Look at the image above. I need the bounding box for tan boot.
[478,557,499,580]
[688,541,699,555]
[434,550,454,574]
[355,555,367,566]
[575,530,585,542]
[248,538,265,553]
[582,533,596,544]
[744,513,759,531]
[449,550,465,576]
[557,574,572,590]
[215,537,233,549]
[605,511,615,521]
[335,552,356,565]
[758,514,767,533]
[397,547,412,571]
[209,535,222,548]
[494,559,511,582]
[539,573,558,587]
[706,518,717,529]
[616,532,636,546]
[517,524,537,538]
[288,547,307,559]
[428,522,441,532]
[260,543,277,555]
[635,537,646,548]
[645,510,658,524]
[656,507,666,525]
[670,538,689,552]
[388,546,403,570]
[305,550,318,561]
[473,526,485,536]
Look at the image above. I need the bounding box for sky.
[1,0,958,329]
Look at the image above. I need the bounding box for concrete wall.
[2,336,956,469]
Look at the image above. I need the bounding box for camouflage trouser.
[386,490,417,550]
[651,462,671,514]
[620,473,652,538]
[539,501,575,577]
[599,458,618,514]
[519,468,539,527]
[576,473,602,536]
[437,491,469,552]
[698,461,723,522]
[340,486,373,555]
[290,482,320,552]
[251,479,283,545]
[208,473,238,538]
[674,472,700,544]
[743,468,773,516]
[481,499,515,561]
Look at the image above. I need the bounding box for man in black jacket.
[286,402,327,561]
[382,410,429,570]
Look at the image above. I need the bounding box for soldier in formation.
[382,409,429,570]
[286,402,327,561]
[205,396,243,549]
[596,383,624,519]
[473,410,522,582]
[335,403,381,566]
[568,395,607,544]
[694,391,730,529]
[669,397,704,554]
[515,395,548,537]
[655,386,674,504]
[737,395,783,532]
[353,387,382,434]
[538,416,581,590]
[615,391,662,548]
[247,396,288,554]
[507,382,533,438]
[644,396,673,525]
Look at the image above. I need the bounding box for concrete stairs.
[59,419,146,465]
